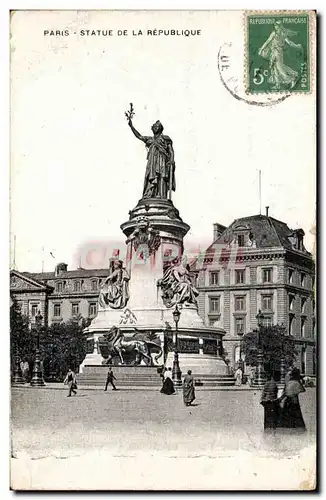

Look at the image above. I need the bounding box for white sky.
[10,10,316,272]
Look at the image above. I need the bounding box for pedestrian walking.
[104,367,117,391]
[234,366,243,386]
[183,370,195,406]
[284,367,293,385]
[260,374,280,431]
[160,367,175,395]
[23,361,30,382]
[278,367,306,431]
[248,367,255,386]
[64,368,77,397]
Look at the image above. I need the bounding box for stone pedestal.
[80,197,230,383]
[12,355,25,385]
[165,352,229,376]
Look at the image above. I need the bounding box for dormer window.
[297,231,304,251]
[233,224,251,248]
[237,234,245,247]
[289,229,305,251]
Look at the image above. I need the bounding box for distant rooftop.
[23,268,110,281]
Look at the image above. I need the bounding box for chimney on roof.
[55,262,68,277]
[213,223,227,241]
[265,206,270,217]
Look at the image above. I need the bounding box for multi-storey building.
[10,263,109,326]
[191,210,316,376]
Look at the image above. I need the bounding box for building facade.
[10,263,109,327]
[191,211,316,376]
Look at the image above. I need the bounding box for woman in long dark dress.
[260,374,280,430]
[160,368,175,395]
[279,368,306,431]
[64,368,77,397]
[183,370,196,406]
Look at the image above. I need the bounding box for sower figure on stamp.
[104,367,117,391]
[258,21,302,90]
[126,104,176,199]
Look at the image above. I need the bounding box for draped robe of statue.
[158,261,199,308]
[142,135,176,199]
[99,263,130,309]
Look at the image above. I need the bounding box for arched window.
[73,281,81,292]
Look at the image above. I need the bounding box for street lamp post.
[280,355,286,385]
[278,320,292,387]
[13,349,24,385]
[172,304,182,389]
[30,310,45,387]
[252,309,267,388]
[280,328,286,386]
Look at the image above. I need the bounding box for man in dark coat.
[104,367,117,391]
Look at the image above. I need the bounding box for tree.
[41,317,88,381]
[242,324,298,375]
[10,300,88,380]
[10,299,34,370]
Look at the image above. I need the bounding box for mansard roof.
[208,214,310,253]
[188,214,312,271]
[22,268,110,282]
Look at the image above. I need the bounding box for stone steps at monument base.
[77,374,161,387]
[77,372,235,387]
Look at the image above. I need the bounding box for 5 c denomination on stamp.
[245,11,314,94]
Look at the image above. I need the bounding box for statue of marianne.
[127,115,176,199]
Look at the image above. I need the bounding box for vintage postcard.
[10,10,316,490]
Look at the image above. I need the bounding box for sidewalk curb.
[12,384,262,392]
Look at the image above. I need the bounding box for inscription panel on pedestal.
[179,338,200,354]
[203,339,217,355]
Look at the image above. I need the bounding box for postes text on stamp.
[246,12,311,94]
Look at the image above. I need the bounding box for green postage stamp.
[246,11,312,94]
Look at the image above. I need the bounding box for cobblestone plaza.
[11,386,316,490]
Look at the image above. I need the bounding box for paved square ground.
[11,387,316,490]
